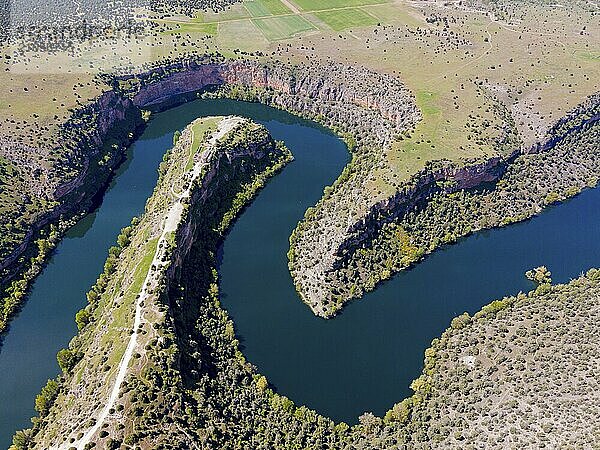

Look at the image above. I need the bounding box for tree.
[86,289,99,304]
[57,348,79,373]
[526,266,552,285]
[117,226,132,248]
[35,379,59,416]
[173,130,181,145]
[256,375,268,393]
[451,312,471,330]
[11,429,33,450]
[75,308,91,330]
[384,398,413,424]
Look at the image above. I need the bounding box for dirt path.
[280,0,302,14]
[57,116,242,450]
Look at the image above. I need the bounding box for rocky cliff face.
[338,95,600,266]
[54,91,139,199]
[0,91,141,280]
[106,57,423,318]
[335,155,511,264]
[118,58,419,146]
[527,92,600,155]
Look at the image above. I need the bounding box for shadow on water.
[66,212,98,239]
[0,98,598,447]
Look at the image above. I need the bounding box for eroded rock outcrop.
[113,57,418,146]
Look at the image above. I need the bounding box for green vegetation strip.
[245,0,291,17]
[291,0,387,12]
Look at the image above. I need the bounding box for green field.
[292,0,386,12]
[415,91,441,116]
[245,0,291,17]
[313,8,379,31]
[199,4,250,22]
[253,15,316,40]
[365,4,424,27]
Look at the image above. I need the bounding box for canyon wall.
[0,91,141,280]
[3,55,598,321]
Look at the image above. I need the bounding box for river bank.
[3,56,597,334]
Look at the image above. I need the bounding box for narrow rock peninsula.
[27,116,292,447]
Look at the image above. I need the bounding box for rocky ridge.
[290,91,600,317]
[23,116,290,448]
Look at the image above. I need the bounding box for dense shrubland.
[376,268,600,448]
[8,218,141,447]
[3,0,240,51]
[0,224,60,335]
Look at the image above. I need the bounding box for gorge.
[2,98,599,448]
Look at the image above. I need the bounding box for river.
[0,99,598,445]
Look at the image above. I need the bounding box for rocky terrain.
[17,115,292,448]
[300,94,600,313]
[1,0,598,447]
[0,87,144,335]
[0,0,600,449]
[100,54,548,319]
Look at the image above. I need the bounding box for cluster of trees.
[110,124,308,447]
[0,224,62,334]
[218,142,292,234]
[141,141,347,449]
[19,109,600,449]
[75,222,135,331]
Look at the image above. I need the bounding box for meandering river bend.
[0,99,598,446]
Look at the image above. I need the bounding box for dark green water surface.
[0,99,598,445]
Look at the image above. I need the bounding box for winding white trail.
[58,116,242,450]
